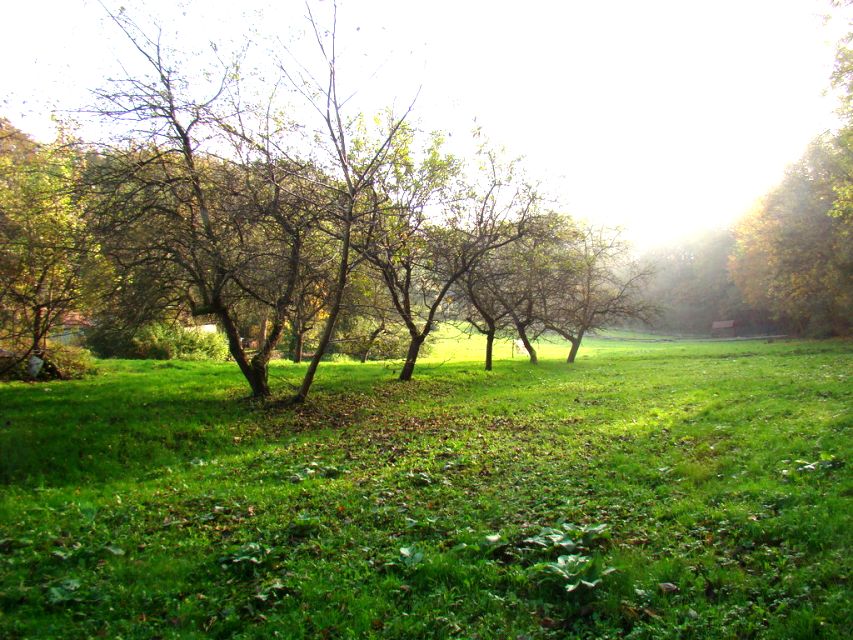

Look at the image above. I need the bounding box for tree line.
[643,132,851,339]
[0,6,650,400]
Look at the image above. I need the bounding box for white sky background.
[2,0,850,250]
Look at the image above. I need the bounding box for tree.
[278,3,417,402]
[539,224,654,363]
[830,22,853,221]
[0,120,104,377]
[87,2,420,402]
[360,137,537,380]
[456,266,513,370]
[472,214,566,365]
[730,139,853,336]
[726,14,852,337]
[87,7,338,398]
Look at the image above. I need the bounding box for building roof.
[60,311,93,327]
[711,320,735,329]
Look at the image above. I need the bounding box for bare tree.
[475,214,566,365]
[88,2,420,402]
[455,261,513,371]
[88,8,316,398]
[360,139,537,380]
[540,225,654,362]
[277,2,418,402]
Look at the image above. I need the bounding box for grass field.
[0,332,850,639]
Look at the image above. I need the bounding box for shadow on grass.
[0,357,443,488]
[0,343,849,639]
[2,340,847,489]
[1,363,255,488]
[0,360,349,486]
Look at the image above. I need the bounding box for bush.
[45,345,98,379]
[325,352,356,362]
[86,322,229,361]
[336,325,432,362]
[0,345,96,381]
[84,324,136,359]
[365,330,413,361]
[130,323,229,361]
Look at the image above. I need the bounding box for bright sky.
[2,0,850,249]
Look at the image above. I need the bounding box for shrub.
[325,352,357,362]
[0,344,96,381]
[83,324,136,359]
[336,324,432,361]
[44,344,98,379]
[130,323,229,361]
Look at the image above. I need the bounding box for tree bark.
[293,331,304,363]
[218,307,270,398]
[515,323,538,365]
[566,330,584,363]
[248,357,271,397]
[259,312,269,343]
[485,329,495,371]
[32,306,44,356]
[399,334,425,381]
[294,212,352,403]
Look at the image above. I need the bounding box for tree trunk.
[566,330,584,363]
[32,306,44,356]
[516,324,538,365]
[294,213,352,403]
[248,357,271,397]
[294,331,304,364]
[399,334,425,381]
[218,307,270,398]
[360,324,385,363]
[241,309,289,399]
[485,329,495,371]
[259,312,269,343]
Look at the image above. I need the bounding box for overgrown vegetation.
[0,344,96,381]
[0,335,849,638]
[86,322,229,361]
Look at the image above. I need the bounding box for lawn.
[0,333,850,639]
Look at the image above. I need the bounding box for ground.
[0,330,850,639]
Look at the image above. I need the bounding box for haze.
[2,0,849,248]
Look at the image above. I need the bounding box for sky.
[2,0,850,250]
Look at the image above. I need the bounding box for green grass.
[0,333,850,639]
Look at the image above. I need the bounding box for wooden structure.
[710,319,736,338]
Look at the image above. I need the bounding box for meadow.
[0,331,850,639]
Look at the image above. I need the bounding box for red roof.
[60,311,93,327]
